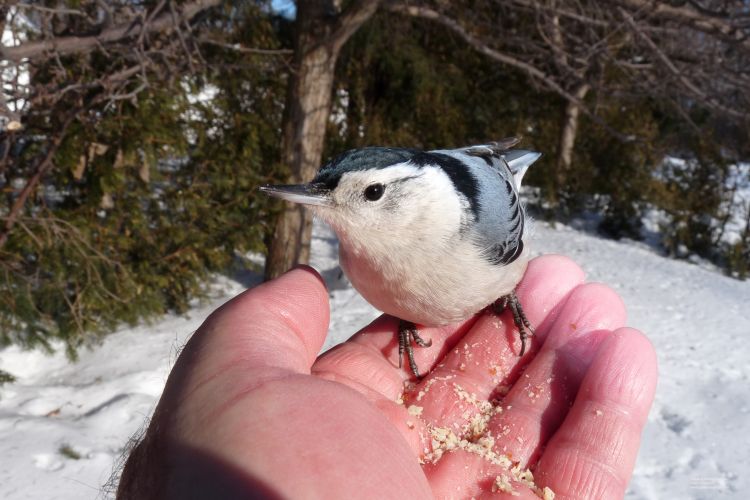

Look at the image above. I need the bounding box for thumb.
[176,266,331,382]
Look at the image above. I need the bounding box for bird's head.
[260,147,466,247]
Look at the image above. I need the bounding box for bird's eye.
[364,183,385,201]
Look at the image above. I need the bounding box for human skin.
[117,255,657,499]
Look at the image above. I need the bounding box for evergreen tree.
[0,2,287,354]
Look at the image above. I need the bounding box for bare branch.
[15,3,88,17]
[329,0,383,52]
[387,3,636,141]
[619,7,748,119]
[0,0,221,62]
[200,38,294,55]
[616,0,750,53]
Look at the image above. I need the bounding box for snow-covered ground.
[0,220,748,499]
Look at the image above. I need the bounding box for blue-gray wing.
[486,176,525,265]
[437,142,526,266]
[475,162,525,266]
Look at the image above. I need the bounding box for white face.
[312,163,465,247]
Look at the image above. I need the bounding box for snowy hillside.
[0,220,748,499]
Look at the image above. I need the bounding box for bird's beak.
[259,183,333,207]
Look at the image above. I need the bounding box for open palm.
[118,255,657,500]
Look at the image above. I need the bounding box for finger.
[484,283,626,468]
[406,256,587,433]
[171,265,331,391]
[312,255,583,404]
[418,283,625,499]
[534,328,657,499]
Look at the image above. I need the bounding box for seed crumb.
[407,405,423,416]
[492,475,519,496]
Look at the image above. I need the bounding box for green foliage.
[330,12,555,154]
[727,240,750,280]
[58,443,82,460]
[577,99,660,239]
[650,143,730,258]
[0,370,15,386]
[0,4,285,354]
[2,2,747,357]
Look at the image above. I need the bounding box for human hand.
[117,255,657,499]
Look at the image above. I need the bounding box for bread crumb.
[542,486,556,500]
[514,466,534,484]
[492,475,519,496]
[595,409,603,416]
[407,405,423,416]
[395,394,404,405]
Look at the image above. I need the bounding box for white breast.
[339,234,529,326]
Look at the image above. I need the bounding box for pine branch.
[0,112,76,249]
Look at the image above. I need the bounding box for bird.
[261,137,542,377]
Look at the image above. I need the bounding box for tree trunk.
[264,0,380,280]
[554,82,590,203]
[265,46,337,279]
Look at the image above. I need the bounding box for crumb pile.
[399,377,555,499]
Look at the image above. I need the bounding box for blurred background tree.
[1,0,748,354]
[0,1,288,353]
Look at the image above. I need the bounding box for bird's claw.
[398,320,431,378]
[494,291,534,356]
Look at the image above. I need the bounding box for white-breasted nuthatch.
[261,137,541,377]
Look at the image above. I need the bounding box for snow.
[1,219,749,499]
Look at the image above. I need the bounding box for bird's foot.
[398,320,432,378]
[493,291,535,356]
